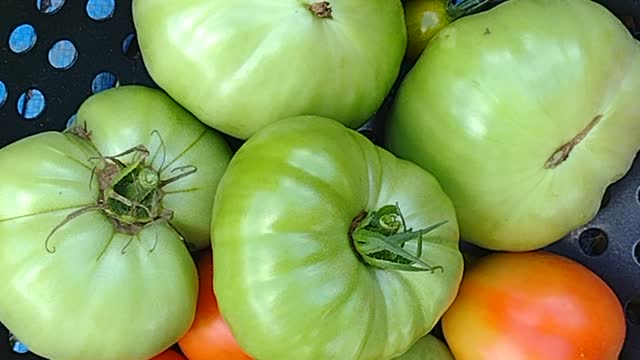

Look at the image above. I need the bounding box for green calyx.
[349,204,447,272]
[446,0,490,20]
[97,145,169,230]
[44,126,197,253]
[92,141,197,234]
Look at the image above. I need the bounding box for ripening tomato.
[150,349,187,360]
[442,251,626,360]
[178,252,251,360]
[403,0,489,63]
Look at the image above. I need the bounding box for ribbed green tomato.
[132,0,407,140]
[212,115,463,360]
[0,86,232,360]
[386,0,640,251]
[394,335,454,359]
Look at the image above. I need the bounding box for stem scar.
[308,1,332,18]
[545,115,603,169]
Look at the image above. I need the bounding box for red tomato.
[150,348,186,360]
[442,251,626,360]
[178,251,252,360]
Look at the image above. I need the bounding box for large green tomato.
[0,86,232,360]
[386,0,640,251]
[212,115,464,360]
[132,0,407,140]
[394,335,454,360]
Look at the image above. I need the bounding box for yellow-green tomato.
[0,86,232,360]
[404,0,449,63]
[387,0,640,251]
[212,116,464,360]
[404,0,490,63]
[394,335,455,359]
[132,0,407,140]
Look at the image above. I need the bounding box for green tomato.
[403,0,489,64]
[212,115,463,360]
[0,85,232,360]
[386,0,640,251]
[132,0,407,140]
[394,335,454,360]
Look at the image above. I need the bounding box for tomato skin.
[132,0,407,140]
[150,349,187,360]
[393,335,453,359]
[212,115,463,359]
[403,0,449,63]
[73,85,233,252]
[179,252,251,360]
[403,0,490,64]
[0,85,232,360]
[442,251,626,360]
[386,0,640,251]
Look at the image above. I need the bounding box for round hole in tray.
[626,295,640,325]
[16,89,46,120]
[86,0,115,21]
[66,113,77,129]
[36,0,65,14]
[122,33,139,58]
[8,333,29,354]
[634,240,640,266]
[91,71,118,93]
[0,81,7,108]
[577,227,608,256]
[9,24,38,54]
[48,39,78,70]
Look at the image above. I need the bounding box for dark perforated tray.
[1,0,639,359]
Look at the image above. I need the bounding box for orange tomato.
[150,348,186,360]
[442,251,626,360]
[178,251,252,360]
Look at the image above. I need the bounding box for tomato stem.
[308,1,333,19]
[349,204,446,272]
[118,167,160,204]
[44,130,198,253]
[96,145,171,233]
[65,122,92,141]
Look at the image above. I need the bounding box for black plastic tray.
[1,0,639,359]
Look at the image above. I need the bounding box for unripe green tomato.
[404,0,490,63]
[404,0,449,63]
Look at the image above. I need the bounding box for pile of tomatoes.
[151,251,250,360]
[152,249,627,360]
[0,0,636,359]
